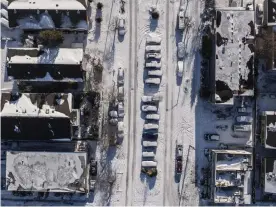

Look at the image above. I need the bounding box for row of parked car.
[108,67,125,141]
[144,35,162,85]
[141,35,163,169]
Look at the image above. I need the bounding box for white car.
[145,61,161,68]
[142,141,158,147]
[177,42,185,58]
[144,123,159,130]
[236,116,253,123]
[117,121,124,139]
[118,18,126,36]
[141,161,157,167]
[142,151,155,158]
[146,53,161,59]
[144,78,161,85]
[148,69,163,77]
[117,67,124,85]
[118,86,124,101]
[178,6,185,30]
[233,124,252,132]
[109,110,118,118]
[141,93,163,103]
[146,36,162,44]
[146,45,161,52]
[177,61,184,77]
[118,102,124,117]
[145,114,160,121]
[141,105,158,112]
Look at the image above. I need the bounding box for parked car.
[237,107,250,113]
[146,45,162,52]
[118,86,124,101]
[146,52,161,59]
[109,118,118,125]
[141,105,158,112]
[118,102,124,117]
[142,151,155,158]
[204,134,220,141]
[109,110,118,118]
[118,18,126,36]
[90,160,97,176]
[175,145,183,174]
[233,124,252,132]
[236,116,253,123]
[216,125,228,131]
[146,36,162,44]
[145,61,161,68]
[148,69,163,77]
[117,67,124,85]
[141,161,157,167]
[141,93,162,103]
[177,61,184,77]
[145,113,160,121]
[90,179,96,192]
[269,94,276,99]
[143,141,158,147]
[144,78,161,85]
[144,123,159,130]
[178,6,185,30]
[117,121,124,139]
[177,42,185,58]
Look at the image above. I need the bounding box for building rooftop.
[264,157,276,194]
[211,150,252,205]
[215,9,254,103]
[7,0,88,30]
[264,111,276,149]
[266,0,276,26]
[6,48,83,81]
[6,151,88,192]
[0,93,74,140]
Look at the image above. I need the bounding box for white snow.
[8,0,86,11]
[8,48,83,65]
[39,13,55,29]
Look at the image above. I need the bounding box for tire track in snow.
[125,0,138,205]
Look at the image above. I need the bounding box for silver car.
[141,105,158,112]
[236,116,253,123]
[144,78,161,85]
[145,61,161,68]
[118,18,126,36]
[146,53,161,59]
[177,42,185,58]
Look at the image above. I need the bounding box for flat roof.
[264,157,276,194]
[8,0,86,11]
[215,9,254,102]
[6,151,88,192]
[0,93,72,117]
[7,48,83,65]
[265,112,276,149]
[267,0,276,25]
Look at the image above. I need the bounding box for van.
[143,141,158,147]
[204,134,220,141]
[141,161,157,167]
[142,151,155,157]
[233,125,252,132]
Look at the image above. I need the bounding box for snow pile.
[61,14,73,28]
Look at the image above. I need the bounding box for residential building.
[210,149,253,205]
[5,151,88,192]
[261,111,276,149]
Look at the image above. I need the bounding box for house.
[0,92,80,140]
[7,0,88,31]
[210,149,253,205]
[5,151,88,193]
[6,47,84,91]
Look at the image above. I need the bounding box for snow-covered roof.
[0,92,72,117]
[6,151,88,192]
[7,48,83,65]
[8,0,86,11]
[215,9,254,99]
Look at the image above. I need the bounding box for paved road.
[125,0,138,205]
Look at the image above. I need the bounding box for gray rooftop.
[6,151,88,192]
[215,9,254,102]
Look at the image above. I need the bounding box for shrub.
[97,2,103,10]
[38,30,64,47]
[95,17,102,23]
[151,11,159,19]
[147,168,158,177]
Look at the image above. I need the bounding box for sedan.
[145,61,161,68]
[141,105,158,112]
[146,53,161,59]
[118,18,126,36]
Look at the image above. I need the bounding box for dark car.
[176,145,183,174]
[90,160,97,176]
[176,159,182,174]
[142,133,158,139]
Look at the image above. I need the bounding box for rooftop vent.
[56,4,59,7]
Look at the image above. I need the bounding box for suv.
[204,134,220,141]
